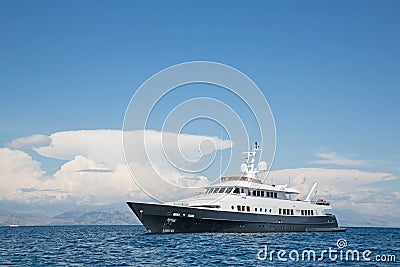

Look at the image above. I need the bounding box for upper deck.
[207,176,300,195]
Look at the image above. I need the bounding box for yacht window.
[255,208,257,212]
[301,210,304,216]
[291,209,294,216]
[256,191,260,197]
[311,210,314,216]
[266,192,270,197]
[261,191,265,197]
[274,192,277,198]
[205,189,210,194]
[279,208,282,215]
[218,187,225,193]
[252,191,256,196]
[212,188,219,193]
[246,206,250,212]
[226,188,233,193]
[241,188,244,194]
[237,205,241,211]
[233,188,240,194]
[242,206,246,211]
[283,209,286,215]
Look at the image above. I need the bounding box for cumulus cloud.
[6,134,51,150]
[0,148,45,201]
[268,168,399,226]
[311,151,370,167]
[34,130,125,167]
[269,167,395,196]
[0,130,231,205]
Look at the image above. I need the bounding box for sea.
[0,226,398,266]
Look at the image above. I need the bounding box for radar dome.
[258,161,268,171]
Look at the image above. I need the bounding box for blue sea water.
[0,226,398,266]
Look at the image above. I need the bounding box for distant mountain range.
[0,207,141,226]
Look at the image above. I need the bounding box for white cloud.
[34,130,125,167]
[268,167,399,226]
[269,167,395,195]
[0,130,231,205]
[6,134,51,150]
[0,148,45,201]
[311,151,370,167]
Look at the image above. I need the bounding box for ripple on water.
[0,226,398,266]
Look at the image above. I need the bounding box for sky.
[0,1,399,226]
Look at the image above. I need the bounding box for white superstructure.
[167,142,333,218]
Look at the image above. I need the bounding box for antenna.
[241,141,262,179]
[219,144,223,178]
[219,131,223,179]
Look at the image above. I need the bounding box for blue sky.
[1,1,399,170]
[0,1,399,224]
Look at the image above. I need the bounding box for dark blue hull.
[127,202,346,233]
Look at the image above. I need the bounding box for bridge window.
[252,190,256,196]
[218,187,225,193]
[226,188,233,193]
[233,188,240,194]
[261,191,265,197]
[274,192,277,198]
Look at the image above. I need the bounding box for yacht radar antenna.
[242,141,261,179]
